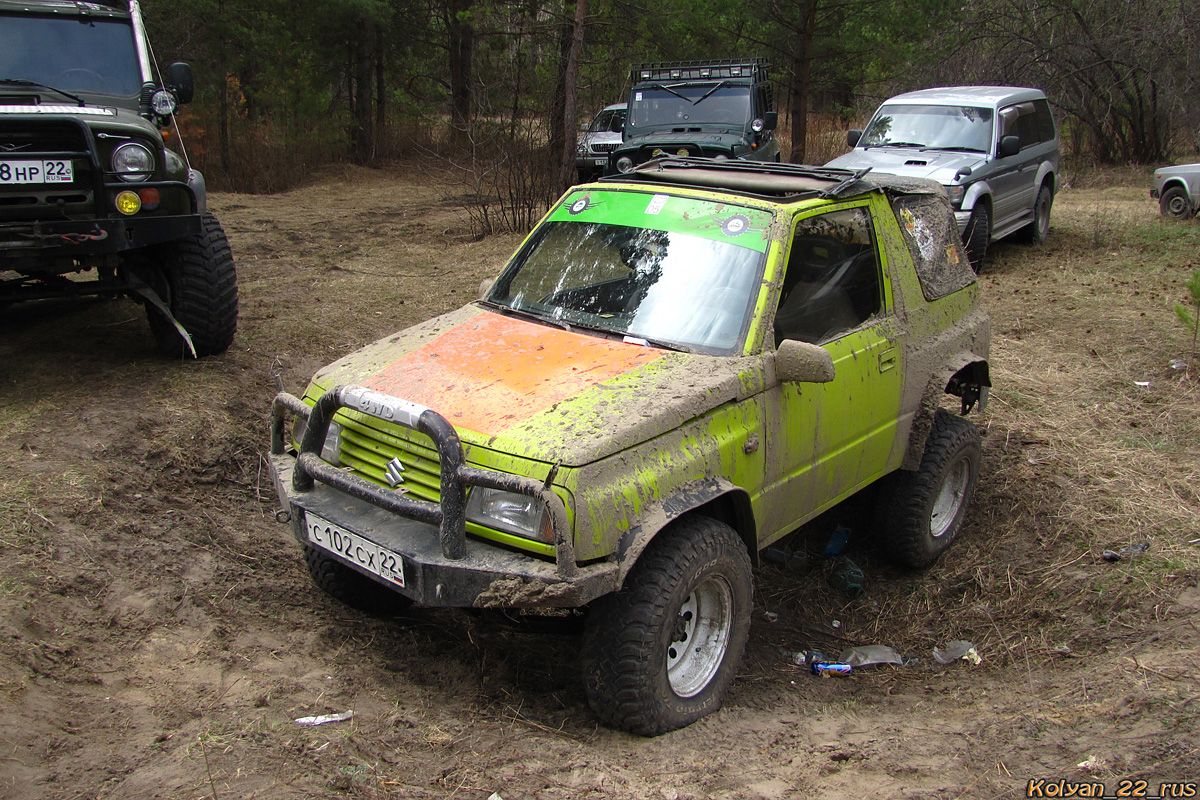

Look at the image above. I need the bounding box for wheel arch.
[901,356,990,471]
[613,478,758,587]
[961,182,993,215]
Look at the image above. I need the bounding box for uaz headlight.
[616,155,635,173]
[466,487,552,543]
[112,142,155,182]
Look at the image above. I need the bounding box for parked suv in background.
[1151,163,1200,219]
[576,102,626,182]
[270,157,990,736]
[0,0,237,357]
[826,86,1060,270]
[607,59,779,176]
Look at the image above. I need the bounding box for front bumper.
[0,211,201,261]
[953,209,971,236]
[270,387,620,609]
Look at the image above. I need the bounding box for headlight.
[577,141,589,155]
[466,487,553,543]
[112,143,155,182]
[713,154,729,161]
[751,118,765,132]
[945,184,966,207]
[616,155,635,173]
[150,89,178,117]
[292,417,343,466]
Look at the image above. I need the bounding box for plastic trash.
[1170,359,1188,371]
[812,661,852,677]
[839,644,903,668]
[794,650,853,676]
[826,556,865,598]
[763,611,779,622]
[1102,542,1149,562]
[823,525,851,556]
[933,641,981,665]
[295,710,355,726]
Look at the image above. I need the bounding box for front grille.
[335,411,443,503]
[592,142,619,153]
[0,119,91,155]
[0,118,96,220]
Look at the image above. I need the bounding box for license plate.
[0,160,73,184]
[305,512,405,587]
[592,158,606,167]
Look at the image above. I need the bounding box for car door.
[988,103,1031,229]
[757,202,904,540]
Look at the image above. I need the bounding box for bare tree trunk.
[217,0,231,176]
[557,0,588,191]
[448,0,475,140]
[352,25,374,164]
[788,0,817,163]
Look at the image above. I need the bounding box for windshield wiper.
[692,80,729,105]
[922,145,986,153]
[0,78,85,106]
[870,141,925,148]
[644,82,692,104]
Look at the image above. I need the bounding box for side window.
[774,207,882,345]
[891,194,976,301]
[1033,99,1056,143]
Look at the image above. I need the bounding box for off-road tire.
[147,212,238,357]
[580,516,752,736]
[963,205,989,272]
[1016,183,1053,244]
[304,545,413,615]
[1160,185,1194,220]
[877,409,981,568]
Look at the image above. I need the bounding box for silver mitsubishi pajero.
[826,86,1060,271]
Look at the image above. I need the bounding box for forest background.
[144,0,1200,233]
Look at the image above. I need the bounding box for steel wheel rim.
[1168,195,1189,217]
[667,574,733,698]
[1036,196,1050,237]
[930,458,970,539]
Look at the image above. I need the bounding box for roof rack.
[630,59,769,84]
[601,157,944,202]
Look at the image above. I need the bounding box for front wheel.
[146,212,238,357]
[963,205,990,272]
[877,409,981,568]
[1160,186,1194,220]
[581,516,752,736]
[304,546,414,616]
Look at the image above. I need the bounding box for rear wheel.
[963,205,989,272]
[581,516,752,736]
[877,409,981,568]
[146,212,238,357]
[1160,186,1194,220]
[1017,183,1053,243]
[304,546,413,615]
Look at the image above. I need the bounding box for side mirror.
[847,129,862,148]
[763,111,778,131]
[167,62,194,104]
[479,278,494,300]
[997,135,1020,158]
[776,339,835,384]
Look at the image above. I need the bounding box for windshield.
[0,14,142,98]
[860,104,993,152]
[485,190,772,354]
[627,84,752,131]
[590,109,626,133]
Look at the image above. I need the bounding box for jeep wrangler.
[607,59,779,176]
[0,0,237,357]
[269,158,990,735]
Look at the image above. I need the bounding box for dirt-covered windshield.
[860,104,993,152]
[0,13,142,98]
[627,84,752,132]
[485,190,772,354]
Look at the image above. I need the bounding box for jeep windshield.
[0,13,142,98]
[627,84,752,132]
[484,190,771,355]
[860,104,993,153]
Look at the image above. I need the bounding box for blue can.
[812,661,853,677]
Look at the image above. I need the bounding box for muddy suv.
[607,59,779,176]
[0,0,237,357]
[269,158,990,735]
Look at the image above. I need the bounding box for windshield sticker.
[635,92,643,102]
[721,214,750,236]
[568,195,593,215]
[645,194,668,215]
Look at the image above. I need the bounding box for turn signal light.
[115,190,141,215]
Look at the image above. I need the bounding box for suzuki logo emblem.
[385,457,406,488]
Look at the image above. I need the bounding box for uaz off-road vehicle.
[0,0,236,357]
[269,158,990,735]
[607,59,780,176]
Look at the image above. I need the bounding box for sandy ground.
[1,165,1197,799]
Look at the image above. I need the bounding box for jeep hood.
[826,147,986,185]
[309,305,760,468]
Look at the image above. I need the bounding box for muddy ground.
[1,166,1198,799]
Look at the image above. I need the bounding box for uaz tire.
[147,212,238,357]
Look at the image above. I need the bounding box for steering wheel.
[55,68,109,93]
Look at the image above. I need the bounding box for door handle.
[878,347,897,372]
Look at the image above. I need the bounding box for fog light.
[114,190,141,215]
[676,148,689,156]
